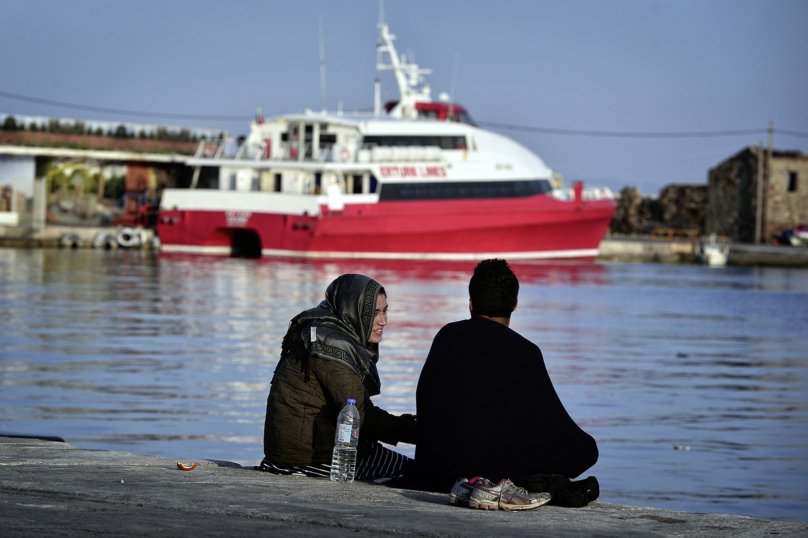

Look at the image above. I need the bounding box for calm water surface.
[1,248,807,522]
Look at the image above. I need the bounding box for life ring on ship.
[340,147,351,162]
[116,227,143,248]
[202,144,216,158]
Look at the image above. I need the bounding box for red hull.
[156,194,616,260]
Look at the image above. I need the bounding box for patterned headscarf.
[273,274,383,396]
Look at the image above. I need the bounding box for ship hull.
[156,192,616,260]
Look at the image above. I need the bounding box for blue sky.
[2,0,807,194]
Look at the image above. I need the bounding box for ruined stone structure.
[657,184,707,232]
[706,147,808,243]
[610,184,706,236]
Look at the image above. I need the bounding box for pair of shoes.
[468,478,552,511]
[449,476,492,506]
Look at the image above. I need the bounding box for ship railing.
[551,186,615,201]
[264,142,335,162]
[194,139,235,159]
[194,139,446,165]
[651,228,699,243]
[357,144,443,163]
[195,140,221,159]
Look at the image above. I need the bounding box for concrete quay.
[2,223,808,267]
[0,224,156,249]
[1,437,805,537]
[598,236,808,267]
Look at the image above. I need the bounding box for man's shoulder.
[436,319,471,333]
[434,318,540,351]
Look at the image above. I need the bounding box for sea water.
[1,248,806,522]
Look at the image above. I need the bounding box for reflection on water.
[1,248,807,522]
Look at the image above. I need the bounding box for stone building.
[706,147,808,243]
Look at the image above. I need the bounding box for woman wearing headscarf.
[260,274,416,479]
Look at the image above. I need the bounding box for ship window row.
[281,132,337,147]
[362,135,468,150]
[379,179,553,201]
[415,109,477,126]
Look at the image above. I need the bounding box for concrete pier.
[1,437,805,537]
[0,224,155,249]
[1,225,808,266]
[598,237,808,267]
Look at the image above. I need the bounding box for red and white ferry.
[156,23,616,260]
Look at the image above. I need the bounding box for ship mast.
[376,23,432,119]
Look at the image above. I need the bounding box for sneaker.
[468,478,552,511]
[449,477,493,506]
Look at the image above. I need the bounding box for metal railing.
[650,228,699,242]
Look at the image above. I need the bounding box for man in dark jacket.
[414,259,598,491]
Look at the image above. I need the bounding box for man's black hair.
[468,259,519,318]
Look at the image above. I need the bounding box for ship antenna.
[319,14,327,113]
[376,18,432,118]
[450,51,461,102]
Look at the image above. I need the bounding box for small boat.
[782,225,808,247]
[156,22,617,260]
[698,233,729,266]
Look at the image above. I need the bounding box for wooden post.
[755,142,763,244]
[762,121,774,243]
[97,164,105,201]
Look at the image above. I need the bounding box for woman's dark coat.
[263,274,416,466]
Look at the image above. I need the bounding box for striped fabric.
[257,442,411,480]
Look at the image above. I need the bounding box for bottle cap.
[347,399,356,404]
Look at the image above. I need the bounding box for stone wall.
[610,184,706,235]
[658,184,707,232]
[706,147,758,242]
[765,152,808,240]
[609,187,649,234]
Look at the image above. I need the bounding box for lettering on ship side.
[379,166,448,179]
[225,211,252,227]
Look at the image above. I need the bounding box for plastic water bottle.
[330,398,360,483]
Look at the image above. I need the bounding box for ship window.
[455,112,477,126]
[319,134,336,147]
[363,135,467,150]
[348,174,364,194]
[418,109,439,119]
[369,175,378,193]
[788,172,798,192]
[274,173,282,192]
[379,179,553,201]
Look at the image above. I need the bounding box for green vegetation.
[1,114,217,142]
[104,176,126,201]
[3,116,19,130]
[42,159,125,201]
